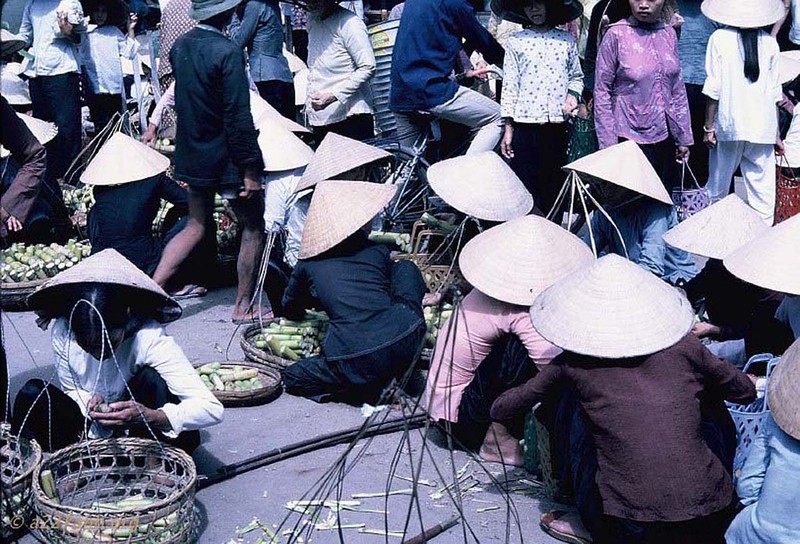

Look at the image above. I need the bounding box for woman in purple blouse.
[594,0,693,184]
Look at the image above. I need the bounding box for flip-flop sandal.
[171,284,208,301]
[540,511,591,544]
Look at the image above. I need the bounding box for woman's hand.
[141,124,158,146]
[692,321,721,338]
[675,145,690,162]
[128,13,138,36]
[240,168,263,199]
[6,215,23,232]
[704,128,717,148]
[563,94,579,117]
[57,11,74,36]
[501,124,514,160]
[776,137,785,155]
[310,92,337,111]
[90,400,171,431]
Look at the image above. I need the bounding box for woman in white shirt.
[305,0,376,141]
[702,0,784,224]
[12,249,223,453]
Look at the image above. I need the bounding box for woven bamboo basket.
[32,438,197,543]
[0,279,46,311]
[240,323,301,371]
[2,433,42,539]
[194,361,282,407]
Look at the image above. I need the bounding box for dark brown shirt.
[491,334,756,522]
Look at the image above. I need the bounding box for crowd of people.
[2,0,800,543]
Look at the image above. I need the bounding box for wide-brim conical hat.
[81,132,170,185]
[296,133,392,192]
[701,0,784,28]
[724,213,800,295]
[459,215,594,306]
[491,0,582,26]
[662,195,769,260]
[530,254,694,358]
[299,181,397,259]
[250,90,309,133]
[1,29,26,58]
[563,140,672,205]
[769,338,800,440]
[27,249,181,322]
[257,117,314,172]
[780,52,800,84]
[0,113,58,158]
[427,152,534,221]
[1,63,31,105]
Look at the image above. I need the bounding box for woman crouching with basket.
[11,249,223,454]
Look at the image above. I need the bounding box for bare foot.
[479,422,524,466]
[540,510,592,543]
[231,307,274,325]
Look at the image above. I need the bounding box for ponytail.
[740,29,760,83]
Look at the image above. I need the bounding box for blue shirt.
[18,0,80,77]
[675,0,718,86]
[228,0,293,84]
[389,0,503,112]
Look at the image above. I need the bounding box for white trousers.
[708,140,776,224]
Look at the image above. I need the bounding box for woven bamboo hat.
[564,140,672,205]
[662,195,769,260]
[299,181,397,259]
[701,0,784,28]
[257,117,314,172]
[296,133,392,192]
[250,91,309,133]
[769,338,800,440]
[530,254,694,358]
[0,113,58,159]
[1,29,26,58]
[427,152,534,221]
[491,0,582,26]
[28,249,182,322]
[81,132,170,186]
[1,63,31,105]
[780,52,800,85]
[724,214,800,295]
[459,215,594,306]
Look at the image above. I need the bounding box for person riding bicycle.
[389,0,505,155]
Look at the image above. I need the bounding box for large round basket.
[2,433,42,539]
[240,323,297,371]
[32,438,197,544]
[195,361,282,407]
[0,279,45,311]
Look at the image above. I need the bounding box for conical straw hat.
[27,249,181,322]
[724,213,800,295]
[257,117,314,172]
[662,195,769,260]
[563,140,672,205]
[250,90,309,133]
[701,0,784,28]
[0,113,58,158]
[1,63,31,105]
[459,215,594,306]
[769,338,800,440]
[1,29,26,58]
[780,51,800,84]
[299,181,397,259]
[530,254,694,358]
[427,152,534,221]
[296,133,392,192]
[81,132,170,186]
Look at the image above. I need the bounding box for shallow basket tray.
[0,279,45,311]
[240,323,299,371]
[32,438,197,544]
[2,433,43,539]
[195,361,282,407]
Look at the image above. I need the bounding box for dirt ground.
[5,287,563,543]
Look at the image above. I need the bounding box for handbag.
[566,107,598,163]
[775,153,800,224]
[671,161,710,222]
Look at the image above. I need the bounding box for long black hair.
[740,28,761,83]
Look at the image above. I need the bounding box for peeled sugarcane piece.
[267,338,300,361]
[198,362,221,375]
[211,373,225,391]
[420,212,456,233]
[40,469,58,500]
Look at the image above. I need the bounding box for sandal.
[171,284,207,300]
[540,511,592,544]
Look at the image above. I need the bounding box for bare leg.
[153,189,214,287]
[229,193,266,321]
[479,422,525,467]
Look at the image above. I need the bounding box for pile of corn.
[0,240,91,283]
[250,311,329,361]
[62,185,95,216]
[196,363,264,392]
[369,231,413,253]
[423,304,454,348]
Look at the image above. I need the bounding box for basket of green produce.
[32,438,197,544]
[1,427,42,540]
[240,311,329,371]
[194,362,282,407]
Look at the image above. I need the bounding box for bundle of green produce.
[369,231,413,253]
[196,363,264,392]
[214,212,239,254]
[62,185,95,216]
[249,311,329,361]
[420,212,457,234]
[423,304,454,348]
[0,240,91,283]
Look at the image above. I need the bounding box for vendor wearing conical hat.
[12,250,223,453]
[490,255,755,544]
[281,181,427,405]
[425,215,592,467]
[726,338,800,544]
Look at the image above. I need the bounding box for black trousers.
[255,80,296,121]
[264,237,292,316]
[88,92,123,133]
[509,122,569,216]
[636,138,679,190]
[312,114,375,142]
[29,72,82,182]
[283,260,427,405]
[292,30,309,63]
[685,83,709,184]
[12,367,200,454]
[446,335,538,451]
